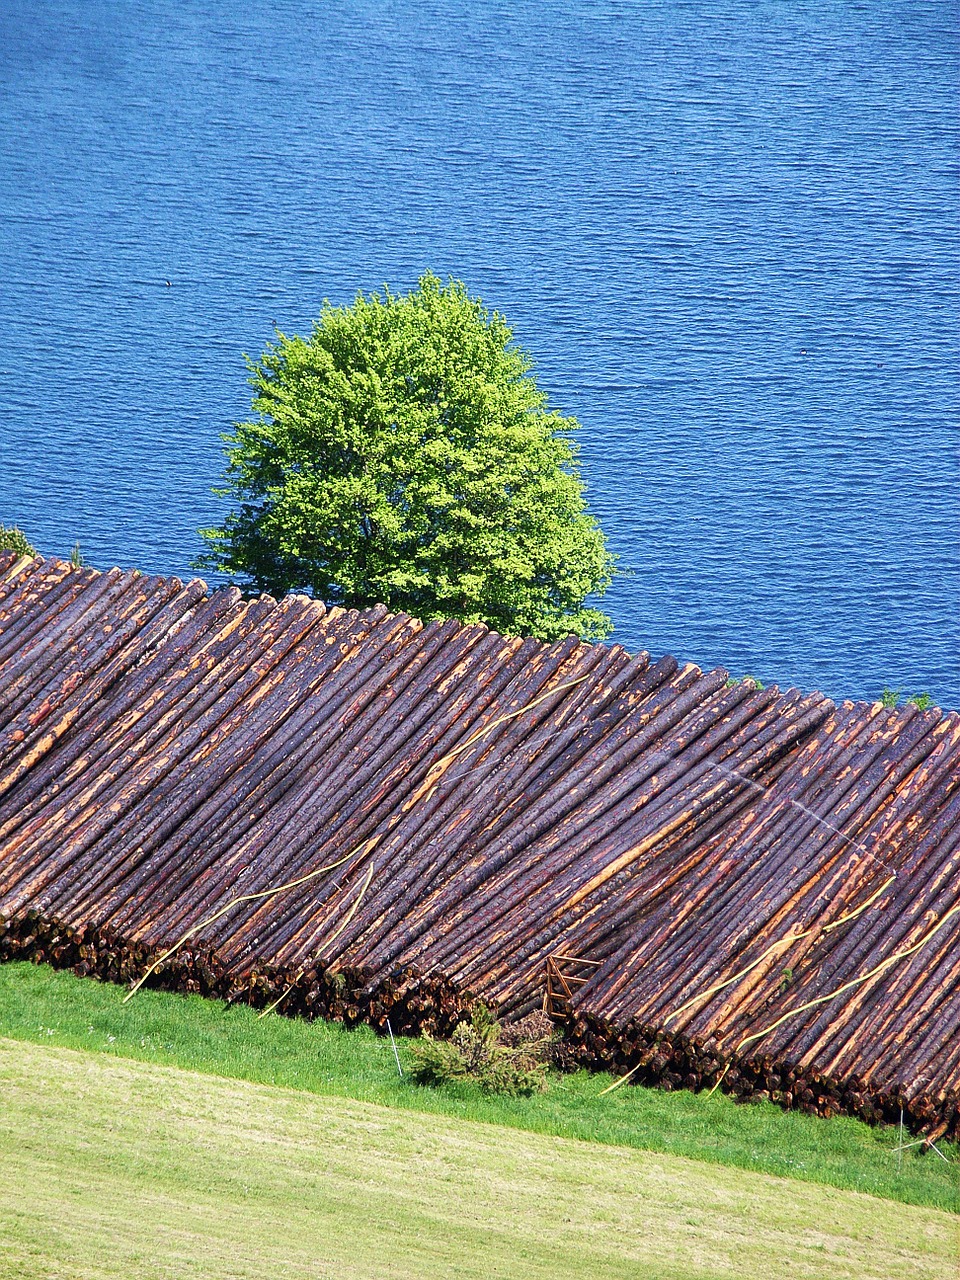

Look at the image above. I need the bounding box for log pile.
[0,550,957,1140]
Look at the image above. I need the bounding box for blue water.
[1,1,958,707]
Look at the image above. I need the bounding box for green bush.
[410,1007,556,1096]
[881,688,933,711]
[725,675,764,691]
[0,524,36,557]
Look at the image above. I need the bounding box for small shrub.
[881,689,933,711]
[0,525,35,557]
[410,1005,557,1096]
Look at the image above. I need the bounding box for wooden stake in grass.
[387,1018,403,1076]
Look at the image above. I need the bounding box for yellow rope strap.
[704,898,960,1097]
[731,899,960,1061]
[664,875,896,1027]
[122,835,380,1002]
[403,674,590,811]
[599,875,896,1097]
[124,672,589,1002]
[255,858,378,1019]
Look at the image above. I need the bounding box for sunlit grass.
[1,960,956,1213]
[6,1037,953,1280]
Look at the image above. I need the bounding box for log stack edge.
[0,551,957,1141]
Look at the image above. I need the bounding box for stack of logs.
[1,550,957,1141]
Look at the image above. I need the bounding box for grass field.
[2,1037,957,1280]
[1,962,957,1215]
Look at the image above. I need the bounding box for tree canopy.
[200,274,614,642]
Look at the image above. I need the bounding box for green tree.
[199,274,614,641]
[0,525,35,557]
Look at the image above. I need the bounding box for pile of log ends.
[1,551,957,1141]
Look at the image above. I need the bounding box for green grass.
[2,1037,956,1280]
[1,961,957,1215]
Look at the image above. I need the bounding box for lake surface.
[1,0,957,707]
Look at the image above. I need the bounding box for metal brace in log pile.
[543,953,602,1020]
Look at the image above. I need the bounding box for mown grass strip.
[2,1037,956,1280]
[1,961,956,1214]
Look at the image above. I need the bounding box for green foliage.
[410,1006,555,1096]
[69,541,84,568]
[881,689,933,711]
[0,524,35,557]
[199,274,614,641]
[726,674,764,691]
